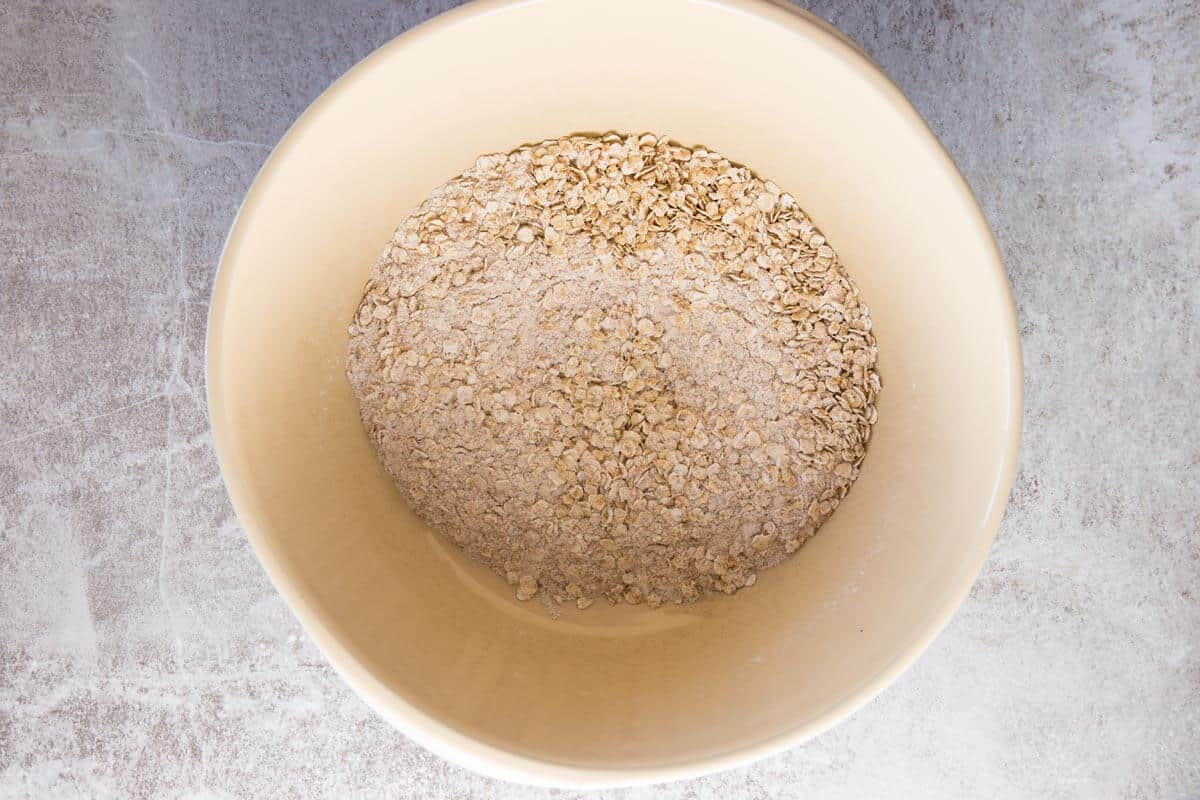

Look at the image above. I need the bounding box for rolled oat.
[346,133,879,610]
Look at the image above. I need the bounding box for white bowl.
[207,0,1022,787]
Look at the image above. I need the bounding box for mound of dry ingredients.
[347,132,879,610]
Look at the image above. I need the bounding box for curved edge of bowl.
[205,0,1024,788]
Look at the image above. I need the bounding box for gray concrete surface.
[2,1,1197,797]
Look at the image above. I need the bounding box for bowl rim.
[206,0,1023,788]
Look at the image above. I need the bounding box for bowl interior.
[208,0,1019,783]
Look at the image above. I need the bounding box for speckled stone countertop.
[2,1,1197,797]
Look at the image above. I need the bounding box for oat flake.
[347,132,880,610]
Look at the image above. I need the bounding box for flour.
[347,133,879,610]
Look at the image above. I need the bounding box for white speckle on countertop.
[1,1,1197,797]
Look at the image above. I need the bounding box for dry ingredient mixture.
[347,133,879,610]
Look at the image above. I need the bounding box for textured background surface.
[2,1,1198,797]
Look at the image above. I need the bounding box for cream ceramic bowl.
[207,0,1021,787]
